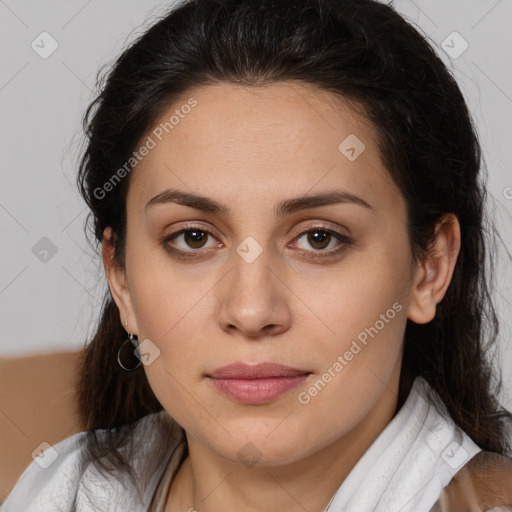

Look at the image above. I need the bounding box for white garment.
[324,377,481,511]
[1,413,186,512]
[1,376,482,512]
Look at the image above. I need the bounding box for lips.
[206,362,311,405]
[208,362,310,379]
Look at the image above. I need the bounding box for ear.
[407,213,461,324]
[102,226,138,334]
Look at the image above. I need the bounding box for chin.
[209,427,313,468]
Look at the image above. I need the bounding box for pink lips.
[206,362,311,405]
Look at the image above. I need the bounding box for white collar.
[324,376,481,511]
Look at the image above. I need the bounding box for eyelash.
[160,223,353,261]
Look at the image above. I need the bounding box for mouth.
[206,362,312,405]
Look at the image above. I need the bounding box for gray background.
[0,0,511,410]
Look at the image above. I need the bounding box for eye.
[161,226,220,259]
[160,223,353,260]
[290,226,353,258]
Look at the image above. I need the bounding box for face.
[105,81,428,467]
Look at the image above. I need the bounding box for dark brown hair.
[75,0,512,486]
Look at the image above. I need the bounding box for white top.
[1,377,482,512]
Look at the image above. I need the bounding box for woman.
[2,0,512,510]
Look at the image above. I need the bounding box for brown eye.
[305,230,332,250]
[293,227,352,255]
[182,229,209,249]
[161,226,220,259]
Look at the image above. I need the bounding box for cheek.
[298,241,409,351]
[126,238,198,334]
[143,361,211,444]
[128,266,211,427]
[290,244,410,416]
[126,246,221,383]
[130,278,206,361]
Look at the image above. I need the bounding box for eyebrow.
[145,188,374,216]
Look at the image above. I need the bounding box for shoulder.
[1,410,183,512]
[0,429,88,511]
[429,450,512,511]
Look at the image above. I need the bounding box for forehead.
[127,81,401,216]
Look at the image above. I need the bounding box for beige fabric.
[429,451,512,511]
[0,351,82,503]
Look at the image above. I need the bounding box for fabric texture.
[1,412,186,512]
[2,376,508,512]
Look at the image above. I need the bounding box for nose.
[215,243,292,340]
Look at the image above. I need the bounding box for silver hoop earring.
[117,333,142,371]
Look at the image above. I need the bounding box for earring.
[118,320,142,371]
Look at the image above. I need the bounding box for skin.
[102,81,461,512]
